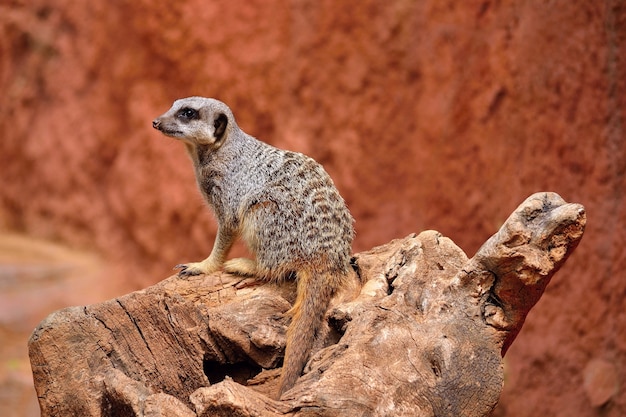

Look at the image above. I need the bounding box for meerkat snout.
[152,119,161,129]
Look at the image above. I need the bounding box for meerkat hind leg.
[223,257,258,276]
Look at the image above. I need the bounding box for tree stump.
[28,192,585,417]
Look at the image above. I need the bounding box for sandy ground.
[0,233,134,417]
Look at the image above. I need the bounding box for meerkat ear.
[214,113,228,141]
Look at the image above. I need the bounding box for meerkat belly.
[235,150,353,276]
[239,186,352,275]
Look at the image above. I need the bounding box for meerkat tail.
[278,267,338,397]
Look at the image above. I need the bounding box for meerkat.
[152,97,355,397]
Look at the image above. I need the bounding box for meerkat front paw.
[174,259,221,277]
[223,258,257,276]
[174,263,203,277]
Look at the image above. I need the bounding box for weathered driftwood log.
[29,192,585,417]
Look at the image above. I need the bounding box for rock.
[583,358,619,407]
[29,192,585,416]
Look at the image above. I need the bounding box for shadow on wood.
[28,192,585,417]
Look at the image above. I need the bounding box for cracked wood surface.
[29,192,585,416]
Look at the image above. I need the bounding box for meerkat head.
[152,97,235,148]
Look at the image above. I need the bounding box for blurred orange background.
[1,1,624,416]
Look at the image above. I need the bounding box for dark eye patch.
[177,108,199,120]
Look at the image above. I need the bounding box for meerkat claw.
[174,264,200,277]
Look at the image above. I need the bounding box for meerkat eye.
[177,108,198,120]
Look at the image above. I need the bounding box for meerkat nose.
[152,119,161,129]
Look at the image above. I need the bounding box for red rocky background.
[1,1,624,416]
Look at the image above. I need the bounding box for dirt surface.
[1,1,625,416]
[0,233,133,417]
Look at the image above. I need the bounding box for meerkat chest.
[196,158,269,220]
